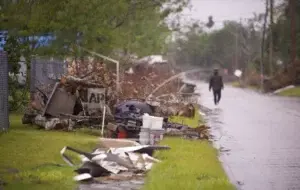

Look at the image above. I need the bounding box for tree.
[266,0,300,66]
[1,0,190,109]
[4,36,29,111]
[168,17,263,76]
[1,0,189,58]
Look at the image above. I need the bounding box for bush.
[8,88,29,112]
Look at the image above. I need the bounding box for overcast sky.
[180,0,282,29]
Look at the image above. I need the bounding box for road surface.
[194,82,300,190]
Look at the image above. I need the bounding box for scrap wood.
[165,124,210,140]
[59,113,114,121]
[61,76,107,88]
[120,63,182,100]
[151,102,196,117]
[24,58,185,128]
[34,115,76,130]
[177,103,196,118]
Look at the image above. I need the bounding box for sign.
[85,88,106,109]
[234,69,242,78]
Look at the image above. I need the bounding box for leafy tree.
[0,0,189,109]
[269,0,300,64]
[168,18,262,75]
[4,36,29,111]
[1,0,189,57]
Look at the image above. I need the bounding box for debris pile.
[23,62,116,130]
[263,62,300,92]
[21,55,211,189]
[60,140,170,183]
[121,62,182,100]
[22,56,207,141]
[164,124,210,140]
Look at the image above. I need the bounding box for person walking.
[209,69,224,105]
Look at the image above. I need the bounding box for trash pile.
[22,56,211,188]
[23,57,200,132]
[164,123,210,140]
[22,56,210,147]
[61,139,170,186]
[263,62,300,92]
[23,61,116,130]
[121,61,182,100]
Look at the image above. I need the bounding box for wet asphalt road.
[194,82,300,190]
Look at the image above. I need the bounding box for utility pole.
[269,0,274,76]
[239,18,242,71]
[235,27,238,71]
[260,0,269,92]
[289,0,296,64]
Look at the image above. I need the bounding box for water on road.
[195,82,300,190]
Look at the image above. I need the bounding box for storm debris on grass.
[59,140,170,190]
[164,124,210,140]
[22,56,199,132]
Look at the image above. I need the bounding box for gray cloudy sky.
[181,0,282,29]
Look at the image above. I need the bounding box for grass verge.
[143,138,234,190]
[0,115,98,190]
[278,86,300,97]
[231,81,259,91]
[144,105,234,190]
[231,81,242,88]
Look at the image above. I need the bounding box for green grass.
[231,81,242,88]
[145,109,234,190]
[278,86,300,97]
[168,105,202,128]
[0,115,98,190]
[143,138,234,190]
[231,81,259,90]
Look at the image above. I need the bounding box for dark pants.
[213,89,221,105]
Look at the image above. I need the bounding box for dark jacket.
[209,74,224,91]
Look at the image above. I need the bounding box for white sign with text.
[85,88,106,109]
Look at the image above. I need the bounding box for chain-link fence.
[30,57,67,95]
[0,51,9,130]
